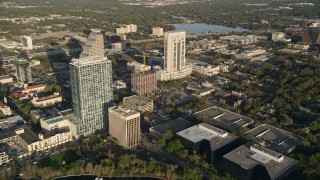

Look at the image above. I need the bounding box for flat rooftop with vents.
[177,123,239,151]
[222,142,297,180]
[194,106,254,131]
[149,118,193,139]
[245,124,303,154]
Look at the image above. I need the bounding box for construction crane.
[134,52,150,72]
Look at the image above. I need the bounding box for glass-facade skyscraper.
[69,56,113,136]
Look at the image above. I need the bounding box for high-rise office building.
[158,30,192,81]
[109,106,140,149]
[15,59,32,83]
[164,30,186,72]
[82,30,105,57]
[69,56,113,136]
[131,71,157,96]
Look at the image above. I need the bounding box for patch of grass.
[37,153,63,169]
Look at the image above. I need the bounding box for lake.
[54,175,162,180]
[292,18,320,22]
[171,23,249,33]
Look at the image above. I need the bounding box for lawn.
[37,153,63,169]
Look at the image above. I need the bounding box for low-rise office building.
[220,35,257,45]
[157,67,192,81]
[245,124,303,154]
[194,106,254,131]
[186,59,219,76]
[177,123,239,163]
[123,95,154,113]
[109,106,141,149]
[222,142,297,180]
[149,118,194,139]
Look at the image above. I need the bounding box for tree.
[147,158,155,173]
[21,104,32,114]
[166,139,185,154]
[183,168,203,180]
[85,162,93,174]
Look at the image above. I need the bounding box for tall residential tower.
[15,59,32,83]
[69,56,113,136]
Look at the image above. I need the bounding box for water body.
[54,175,162,180]
[292,18,320,22]
[171,23,249,34]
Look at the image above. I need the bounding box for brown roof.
[0,101,6,108]
[36,95,61,102]
[24,84,47,90]
[9,92,28,100]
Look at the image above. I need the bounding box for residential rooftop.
[223,142,297,180]
[245,124,303,154]
[177,123,239,150]
[70,56,110,66]
[194,106,254,131]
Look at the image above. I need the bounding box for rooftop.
[0,101,7,108]
[18,128,40,145]
[194,106,254,131]
[35,94,60,102]
[0,116,24,125]
[149,118,193,137]
[64,113,82,125]
[16,59,29,64]
[223,142,297,180]
[109,106,140,118]
[0,75,12,80]
[177,123,238,150]
[245,124,303,154]
[42,127,70,139]
[70,56,110,66]
[42,116,66,125]
[24,84,47,90]
[124,95,152,106]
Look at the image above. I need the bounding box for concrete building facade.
[69,56,113,136]
[152,27,164,37]
[109,106,141,149]
[131,71,157,96]
[21,36,33,50]
[158,30,192,81]
[82,30,105,57]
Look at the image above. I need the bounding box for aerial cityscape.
[0,0,319,179]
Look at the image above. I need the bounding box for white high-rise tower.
[158,30,192,81]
